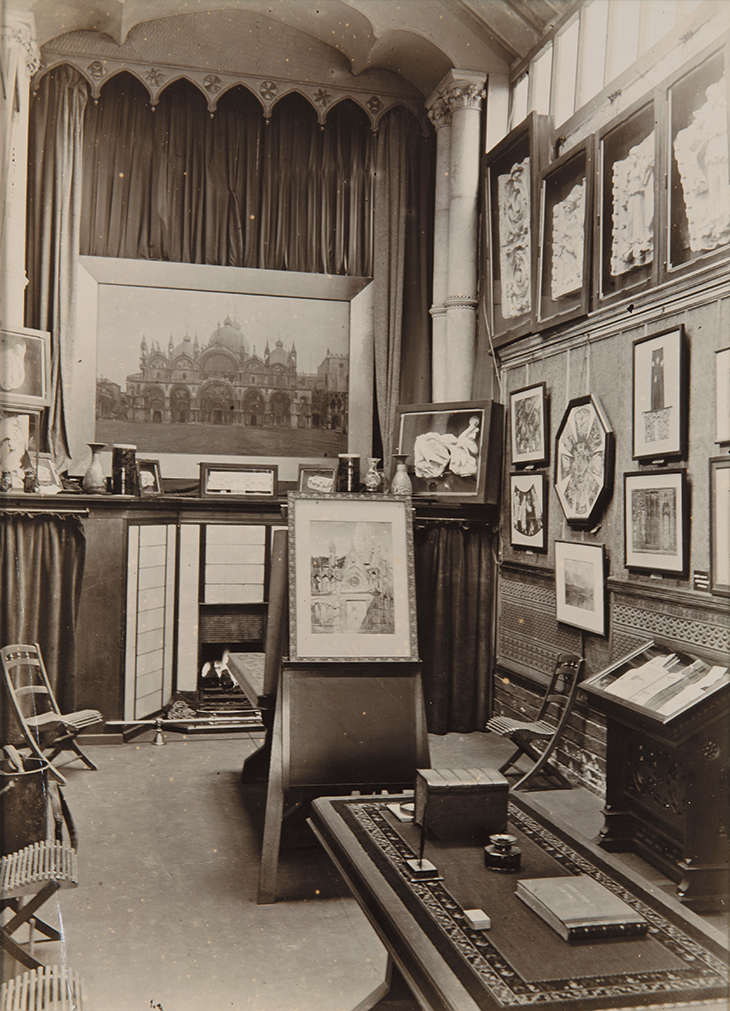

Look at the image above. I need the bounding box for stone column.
[425,93,451,403]
[442,71,486,401]
[1,9,39,329]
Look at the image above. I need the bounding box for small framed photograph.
[35,453,63,495]
[555,540,606,636]
[288,492,418,662]
[555,394,614,528]
[510,383,548,466]
[710,458,730,597]
[715,347,730,444]
[509,472,547,552]
[624,469,687,576]
[633,327,686,460]
[0,327,51,411]
[136,459,163,496]
[200,462,278,498]
[297,464,337,494]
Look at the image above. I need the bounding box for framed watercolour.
[394,400,503,505]
[509,472,547,552]
[710,458,730,597]
[288,492,418,662]
[0,327,51,411]
[200,462,278,498]
[632,327,686,460]
[555,540,606,636]
[136,459,163,496]
[298,464,337,494]
[509,383,548,466]
[624,469,687,576]
[716,347,730,444]
[536,138,593,331]
[555,394,614,528]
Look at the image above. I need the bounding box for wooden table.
[308,794,729,1011]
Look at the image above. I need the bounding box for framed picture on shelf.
[0,327,51,411]
[199,462,278,498]
[555,540,606,636]
[509,472,547,552]
[710,457,730,597]
[555,394,614,528]
[536,138,593,330]
[35,453,63,494]
[287,492,418,662]
[297,464,337,494]
[624,469,688,576]
[716,347,730,444]
[633,327,686,460]
[509,383,548,466]
[394,400,503,504]
[136,459,163,496]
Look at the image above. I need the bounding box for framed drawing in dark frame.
[632,326,686,460]
[536,137,593,331]
[297,464,337,494]
[510,382,548,466]
[136,459,163,496]
[710,457,730,597]
[287,492,418,662]
[715,347,730,445]
[555,394,614,528]
[394,399,503,504]
[555,540,606,636]
[624,469,688,576]
[509,472,547,552]
[200,462,278,498]
[0,327,51,411]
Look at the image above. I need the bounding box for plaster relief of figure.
[498,156,531,318]
[551,180,586,300]
[673,78,730,253]
[611,132,654,275]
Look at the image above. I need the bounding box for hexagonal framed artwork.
[554,394,614,528]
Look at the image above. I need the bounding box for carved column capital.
[2,10,40,75]
[427,96,451,129]
[444,83,486,113]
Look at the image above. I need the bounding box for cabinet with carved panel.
[582,640,730,911]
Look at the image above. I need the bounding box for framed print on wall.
[555,540,606,636]
[624,469,688,576]
[288,492,418,662]
[0,327,51,411]
[510,383,548,466]
[510,472,547,552]
[633,327,686,460]
[710,458,730,597]
[716,347,730,444]
[555,394,614,528]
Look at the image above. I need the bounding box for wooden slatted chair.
[0,645,102,772]
[485,652,583,790]
[0,965,85,1010]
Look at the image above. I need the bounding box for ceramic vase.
[390,454,413,496]
[363,457,382,493]
[83,442,107,494]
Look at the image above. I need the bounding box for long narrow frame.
[624,469,688,576]
[288,492,418,662]
[632,326,687,460]
[555,540,606,636]
[710,457,730,597]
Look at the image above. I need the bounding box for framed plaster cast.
[0,327,50,411]
[73,257,373,481]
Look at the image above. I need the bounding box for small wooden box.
[414,768,508,843]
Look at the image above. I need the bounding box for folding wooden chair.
[1,645,102,772]
[485,652,583,790]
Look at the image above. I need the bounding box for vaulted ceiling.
[15,0,579,98]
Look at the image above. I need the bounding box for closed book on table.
[516,875,648,942]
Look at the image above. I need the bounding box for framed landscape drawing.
[555,394,614,527]
[510,383,548,466]
[710,458,730,597]
[555,540,606,635]
[624,470,687,576]
[633,327,686,460]
[510,472,547,551]
[288,492,418,662]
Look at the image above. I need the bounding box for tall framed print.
[716,347,730,444]
[288,492,418,662]
[632,327,686,460]
[624,470,687,576]
[509,383,548,466]
[510,472,547,552]
[555,540,606,636]
[555,394,614,528]
[710,458,730,597]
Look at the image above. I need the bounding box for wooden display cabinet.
[582,640,730,911]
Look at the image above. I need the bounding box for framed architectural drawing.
[536,138,593,330]
[0,327,51,411]
[596,98,657,303]
[555,540,606,636]
[483,113,551,345]
[200,462,278,498]
[509,383,548,466]
[287,492,418,662]
[510,472,547,552]
[710,458,730,597]
[632,327,686,460]
[555,394,614,528]
[624,469,687,576]
[715,347,730,444]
